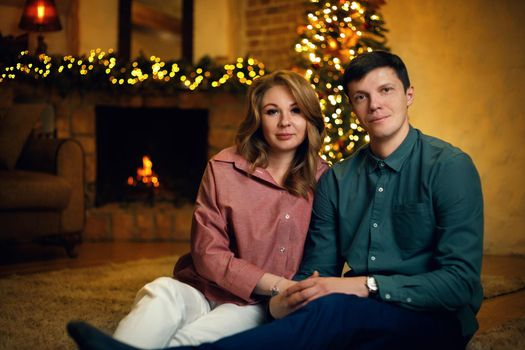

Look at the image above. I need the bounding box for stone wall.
[62,91,244,241]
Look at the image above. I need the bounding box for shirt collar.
[214,146,328,188]
[366,126,418,173]
[213,146,281,187]
[213,146,253,173]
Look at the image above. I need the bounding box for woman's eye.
[291,107,301,114]
[265,109,279,116]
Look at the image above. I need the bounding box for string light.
[0,49,265,91]
[295,0,388,163]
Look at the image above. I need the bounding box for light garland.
[0,48,265,94]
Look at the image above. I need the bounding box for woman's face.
[260,85,307,158]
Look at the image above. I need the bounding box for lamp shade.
[19,0,62,32]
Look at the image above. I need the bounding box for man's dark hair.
[342,51,411,96]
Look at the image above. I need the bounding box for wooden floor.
[0,241,191,276]
[1,241,524,334]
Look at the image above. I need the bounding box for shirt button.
[370,256,376,261]
[279,247,286,253]
[285,214,290,220]
[379,162,385,167]
[372,223,378,228]
[385,293,391,300]
[378,187,384,192]
[406,297,412,303]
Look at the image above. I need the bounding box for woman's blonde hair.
[236,70,325,198]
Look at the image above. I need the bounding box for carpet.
[1,256,524,350]
[0,256,178,350]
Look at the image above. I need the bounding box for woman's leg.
[113,277,211,348]
[169,303,265,346]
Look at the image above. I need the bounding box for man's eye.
[382,87,393,93]
[353,95,365,102]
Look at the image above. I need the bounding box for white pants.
[113,277,265,349]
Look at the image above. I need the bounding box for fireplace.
[95,106,208,207]
[15,90,247,241]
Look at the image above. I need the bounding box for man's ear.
[344,87,353,107]
[406,86,415,107]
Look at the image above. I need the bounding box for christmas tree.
[294,0,389,163]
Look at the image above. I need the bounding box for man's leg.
[180,293,465,350]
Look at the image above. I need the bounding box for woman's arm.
[191,162,287,302]
[254,273,296,296]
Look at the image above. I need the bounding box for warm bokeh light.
[0,49,265,91]
[295,0,388,163]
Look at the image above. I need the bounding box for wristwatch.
[366,276,378,296]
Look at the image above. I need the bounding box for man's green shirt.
[296,127,484,338]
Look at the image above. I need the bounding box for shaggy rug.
[1,256,524,350]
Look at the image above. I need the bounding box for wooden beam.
[131,1,181,35]
[118,0,132,61]
[182,0,193,63]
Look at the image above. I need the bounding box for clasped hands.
[269,272,368,319]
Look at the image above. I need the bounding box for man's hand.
[269,273,369,319]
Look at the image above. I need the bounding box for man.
[68,51,483,349]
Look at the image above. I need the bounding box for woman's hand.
[268,271,319,319]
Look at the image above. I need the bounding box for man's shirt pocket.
[393,202,435,259]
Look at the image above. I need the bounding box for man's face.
[346,67,414,144]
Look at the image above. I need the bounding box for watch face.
[367,276,378,292]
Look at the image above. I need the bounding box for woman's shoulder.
[210,146,251,174]
[212,146,240,163]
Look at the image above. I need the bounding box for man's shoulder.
[417,130,470,161]
[418,131,475,172]
[327,145,369,178]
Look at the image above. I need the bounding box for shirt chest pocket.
[392,202,435,259]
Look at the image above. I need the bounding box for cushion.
[0,103,45,170]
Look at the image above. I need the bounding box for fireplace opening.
[95,106,209,207]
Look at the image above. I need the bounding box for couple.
[68,51,483,350]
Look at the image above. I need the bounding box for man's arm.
[375,153,484,311]
[294,169,345,279]
[270,170,346,318]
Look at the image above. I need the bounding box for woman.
[109,70,328,348]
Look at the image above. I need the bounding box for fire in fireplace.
[127,155,160,188]
[95,106,208,207]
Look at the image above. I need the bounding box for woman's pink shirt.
[174,146,329,305]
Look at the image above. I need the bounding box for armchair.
[0,103,85,257]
